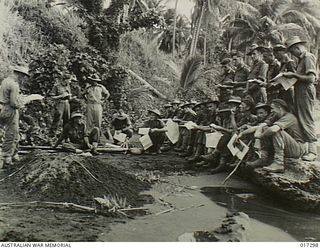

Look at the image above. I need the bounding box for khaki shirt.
[85,84,109,104]
[0,76,20,108]
[234,64,250,82]
[50,83,71,99]
[296,51,317,84]
[248,60,268,82]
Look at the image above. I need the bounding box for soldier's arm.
[10,82,20,109]
[101,86,110,99]
[123,116,133,131]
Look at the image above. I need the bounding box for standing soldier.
[49,71,72,138]
[246,44,269,103]
[272,43,296,112]
[232,52,250,97]
[84,73,110,137]
[283,36,318,161]
[0,66,30,168]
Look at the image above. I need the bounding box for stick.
[19,146,63,151]
[222,160,242,185]
[0,201,117,217]
[71,158,103,184]
[178,203,205,211]
[155,207,175,216]
[0,164,27,182]
[119,207,149,212]
[222,140,252,185]
[159,179,198,191]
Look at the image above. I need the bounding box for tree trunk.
[190,4,205,56]
[203,21,208,65]
[172,0,179,58]
[126,69,168,100]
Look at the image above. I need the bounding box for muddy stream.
[100,173,319,242]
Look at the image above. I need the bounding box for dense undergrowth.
[0,0,220,144]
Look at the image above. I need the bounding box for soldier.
[236,103,273,167]
[219,58,235,85]
[49,71,72,138]
[190,99,220,165]
[271,44,296,110]
[246,44,269,103]
[111,109,133,139]
[142,109,167,154]
[200,96,242,172]
[263,47,281,82]
[283,36,318,161]
[175,101,198,153]
[232,51,250,97]
[163,103,174,119]
[0,66,30,168]
[53,112,100,155]
[84,74,110,137]
[171,99,181,119]
[252,99,307,173]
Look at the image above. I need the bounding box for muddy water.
[100,174,296,242]
[201,186,320,241]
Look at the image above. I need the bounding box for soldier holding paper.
[283,36,318,161]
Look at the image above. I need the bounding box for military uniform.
[248,60,269,103]
[85,83,109,133]
[143,118,166,153]
[295,51,318,145]
[111,113,133,138]
[50,82,71,135]
[0,75,20,165]
[234,63,250,97]
[55,117,100,153]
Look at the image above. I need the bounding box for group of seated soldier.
[146,38,318,174]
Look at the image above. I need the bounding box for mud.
[6,151,150,207]
[0,151,187,242]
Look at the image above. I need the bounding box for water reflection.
[201,187,320,241]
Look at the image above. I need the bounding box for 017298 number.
[300,243,319,247]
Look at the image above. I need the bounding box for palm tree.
[172,0,178,57]
[273,0,320,58]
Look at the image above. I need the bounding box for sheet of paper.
[205,132,223,148]
[270,73,297,90]
[165,119,180,144]
[113,131,127,143]
[236,140,250,160]
[227,134,250,160]
[21,94,44,104]
[184,121,197,130]
[227,134,239,156]
[139,134,153,150]
[138,128,150,135]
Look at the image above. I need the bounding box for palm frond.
[180,55,203,89]
[281,10,316,37]
[164,59,181,80]
[274,22,308,41]
[235,1,261,17]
